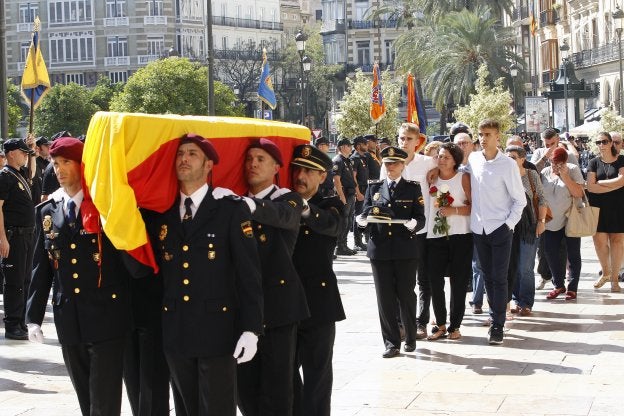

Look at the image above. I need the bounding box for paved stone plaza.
[1,236,623,415]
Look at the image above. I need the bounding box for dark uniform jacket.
[332,154,356,194]
[147,192,263,358]
[350,152,369,194]
[292,193,346,327]
[363,179,426,261]
[366,152,381,180]
[250,187,310,329]
[0,166,35,227]
[26,198,131,345]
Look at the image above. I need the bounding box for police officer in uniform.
[364,134,381,180]
[350,136,369,251]
[26,137,132,415]
[332,138,357,255]
[356,147,425,358]
[146,134,263,416]
[290,144,346,416]
[1,138,36,340]
[235,138,310,416]
[31,137,50,204]
[314,137,335,198]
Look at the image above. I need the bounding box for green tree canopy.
[453,64,515,143]
[33,82,99,137]
[335,70,401,139]
[7,80,23,137]
[90,76,122,111]
[110,57,244,116]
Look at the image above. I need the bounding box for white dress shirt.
[179,184,209,221]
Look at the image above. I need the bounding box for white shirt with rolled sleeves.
[467,150,527,235]
[380,154,437,235]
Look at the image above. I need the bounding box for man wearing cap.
[364,134,381,180]
[314,137,335,198]
[0,137,36,340]
[378,137,391,151]
[382,122,436,340]
[332,138,358,255]
[146,134,263,415]
[357,146,425,358]
[31,137,50,205]
[40,131,71,202]
[26,137,133,414]
[350,136,369,251]
[290,144,345,416]
[235,138,309,416]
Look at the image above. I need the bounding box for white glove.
[212,187,236,200]
[241,197,257,214]
[356,214,368,228]
[27,323,44,343]
[404,218,417,232]
[233,331,258,364]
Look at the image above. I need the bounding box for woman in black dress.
[587,132,624,292]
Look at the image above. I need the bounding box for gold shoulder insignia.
[42,215,52,232]
[241,220,254,238]
[159,225,168,241]
[288,200,297,208]
[418,195,424,206]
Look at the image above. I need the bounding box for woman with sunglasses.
[586,132,624,292]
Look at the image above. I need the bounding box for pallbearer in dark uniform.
[1,138,36,340]
[356,146,425,358]
[235,138,309,416]
[41,131,72,202]
[26,137,132,415]
[332,138,357,255]
[146,134,263,416]
[290,145,346,416]
[364,134,381,180]
[350,136,369,251]
[314,137,335,198]
[31,136,50,204]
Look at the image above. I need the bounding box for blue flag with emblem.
[258,48,277,110]
[21,16,51,109]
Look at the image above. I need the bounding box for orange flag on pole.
[406,73,417,124]
[370,62,386,123]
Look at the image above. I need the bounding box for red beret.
[247,138,283,166]
[551,147,568,165]
[49,137,84,162]
[179,133,219,164]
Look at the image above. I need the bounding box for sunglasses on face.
[595,139,611,145]
[614,141,622,145]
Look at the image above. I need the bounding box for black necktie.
[182,197,193,222]
[389,181,396,196]
[66,200,76,228]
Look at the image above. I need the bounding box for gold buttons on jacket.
[182,245,189,251]
[388,232,392,236]
[70,243,76,249]
[387,204,392,207]
[112,294,117,299]
[183,279,190,285]
[208,243,214,248]
[304,230,309,235]
[71,258,77,264]
[164,306,168,311]
[73,273,78,279]
[183,295,190,302]
[222,306,228,312]
[280,279,285,285]
[321,281,327,287]
[183,262,189,269]
[74,288,80,294]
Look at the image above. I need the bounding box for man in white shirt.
[380,123,434,338]
[530,127,579,171]
[468,119,526,345]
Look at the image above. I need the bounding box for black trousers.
[293,322,336,416]
[370,258,418,349]
[123,326,171,416]
[427,234,473,331]
[2,227,34,331]
[61,337,126,416]
[337,193,355,248]
[166,353,237,416]
[238,323,297,416]
[414,234,430,327]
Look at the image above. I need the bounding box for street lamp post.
[295,30,308,126]
[560,39,570,132]
[613,5,624,115]
[510,63,519,131]
[302,55,311,127]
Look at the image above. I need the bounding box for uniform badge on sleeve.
[241,221,254,238]
[373,193,380,201]
[159,225,168,241]
[42,215,52,232]
[288,200,298,208]
[372,207,380,215]
[332,165,339,172]
[418,196,424,206]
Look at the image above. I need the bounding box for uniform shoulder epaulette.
[367,179,383,185]
[223,195,244,202]
[35,198,55,210]
[404,180,420,186]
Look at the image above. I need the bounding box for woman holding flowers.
[425,142,472,340]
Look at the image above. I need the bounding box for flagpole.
[0,0,8,139]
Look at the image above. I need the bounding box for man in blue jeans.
[467,119,526,344]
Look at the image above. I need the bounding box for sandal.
[565,291,577,300]
[546,287,566,299]
[447,329,461,340]
[519,307,532,316]
[427,325,447,340]
[594,274,610,289]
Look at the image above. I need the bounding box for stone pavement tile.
[498,395,593,415]
[408,371,493,394]
[552,374,624,396]
[330,388,420,409]
[587,396,621,416]
[342,369,429,392]
[406,391,505,412]
[485,374,564,395]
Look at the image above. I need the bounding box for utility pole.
[206,0,215,115]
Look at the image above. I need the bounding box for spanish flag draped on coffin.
[82,111,310,272]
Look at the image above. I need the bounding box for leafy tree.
[110,57,244,116]
[335,69,401,139]
[33,83,99,137]
[7,80,24,137]
[453,64,516,143]
[90,76,122,111]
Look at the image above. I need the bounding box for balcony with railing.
[213,49,278,61]
[105,56,130,66]
[104,17,129,26]
[320,19,346,34]
[539,9,559,26]
[17,22,33,32]
[144,15,167,25]
[212,16,283,31]
[348,19,398,29]
[138,55,159,65]
[346,62,394,73]
[570,43,618,69]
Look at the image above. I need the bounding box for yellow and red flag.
[370,62,386,123]
[82,112,310,271]
[406,73,427,134]
[529,5,537,36]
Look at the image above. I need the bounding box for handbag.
[565,190,600,237]
[527,170,553,222]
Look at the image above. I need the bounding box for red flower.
[447,195,454,205]
[429,186,438,195]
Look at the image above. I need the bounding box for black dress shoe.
[336,247,356,256]
[355,243,368,251]
[403,343,416,352]
[5,328,28,341]
[382,347,400,358]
